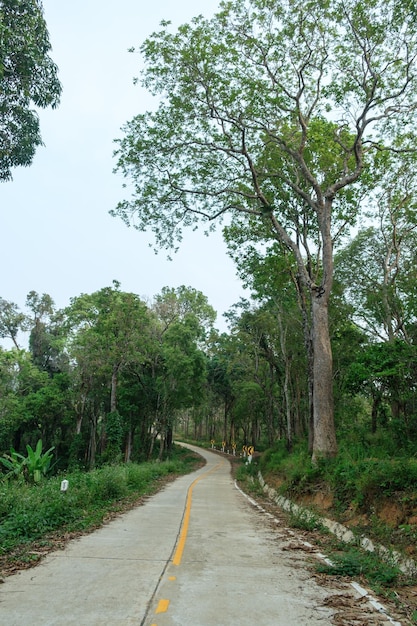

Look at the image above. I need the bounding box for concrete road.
[0,445,355,625]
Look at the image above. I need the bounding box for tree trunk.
[293,271,314,453]
[277,311,292,451]
[88,415,97,469]
[148,431,157,460]
[158,430,165,460]
[124,426,133,462]
[223,401,228,443]
[371,392,381,434]
[311,295,337,461]
[110,363,120,413]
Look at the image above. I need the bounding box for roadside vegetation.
[0,445,201,576]
[233,439,417,623]
[257,436,417,552]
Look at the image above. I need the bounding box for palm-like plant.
[0,439,55,483]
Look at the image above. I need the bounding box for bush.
[330,458,417,508]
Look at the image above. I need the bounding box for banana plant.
[0,440,55,483]
[0,447,27,480]
[25,440,56,483]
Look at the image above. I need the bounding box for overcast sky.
[0,0,246,340]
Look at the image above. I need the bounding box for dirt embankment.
[262,471,417,549]
[295,485,417,560]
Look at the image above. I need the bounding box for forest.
[1,1,417,473]
[1,218,416,471]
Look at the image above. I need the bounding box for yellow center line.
[155,599,170,614]
[172,461,223,567]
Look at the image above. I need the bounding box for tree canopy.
[0,0,62,181]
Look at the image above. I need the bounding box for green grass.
[0,445,201,557]
[316,546,402,590]
[258,438,417,508]
[288,508,328,533]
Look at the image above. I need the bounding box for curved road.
[1,445,358,625]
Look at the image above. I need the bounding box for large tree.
[0,0,61,180]
[113,0,417,460]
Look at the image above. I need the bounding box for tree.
[25,291,66,374]
[0,346,55,452]
[150,286,214,456]
[0,0,62,181]
[152,285,216,337]
[0,297,28,349]
[335,151,417,343]
[113,0,417,459]
[65,283,151,465]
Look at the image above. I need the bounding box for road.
[0,445,397,625]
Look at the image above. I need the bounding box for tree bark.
[124,426,133,462]
[311,295,337,461]
[110,363,120,413]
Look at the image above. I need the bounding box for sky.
[0,0,246,341]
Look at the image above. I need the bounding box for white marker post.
[60,479,69,493]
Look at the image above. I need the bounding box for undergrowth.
[316,546,402,590]
[0,445,200,558]
[259,438,417,512]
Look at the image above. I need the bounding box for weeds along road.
[0,445,395,626]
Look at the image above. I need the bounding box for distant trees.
[0,285,216,468]
[0,297,28,348]
[0,0,62,180]
[3,5,417,473]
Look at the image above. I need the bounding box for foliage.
[330,458,417,508]
[0,439,55,483]
[288,508,327,533]
[316,548,401,588]
[0,446,200,556]
[0,447,26,480]
[259,440,321,493]
[0,0,62,180]
[259,437,417,522]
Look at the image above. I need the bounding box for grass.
[316,546,402,590]
[288,508,328,533]
[258,438,417,509]
[0,445,202,567]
